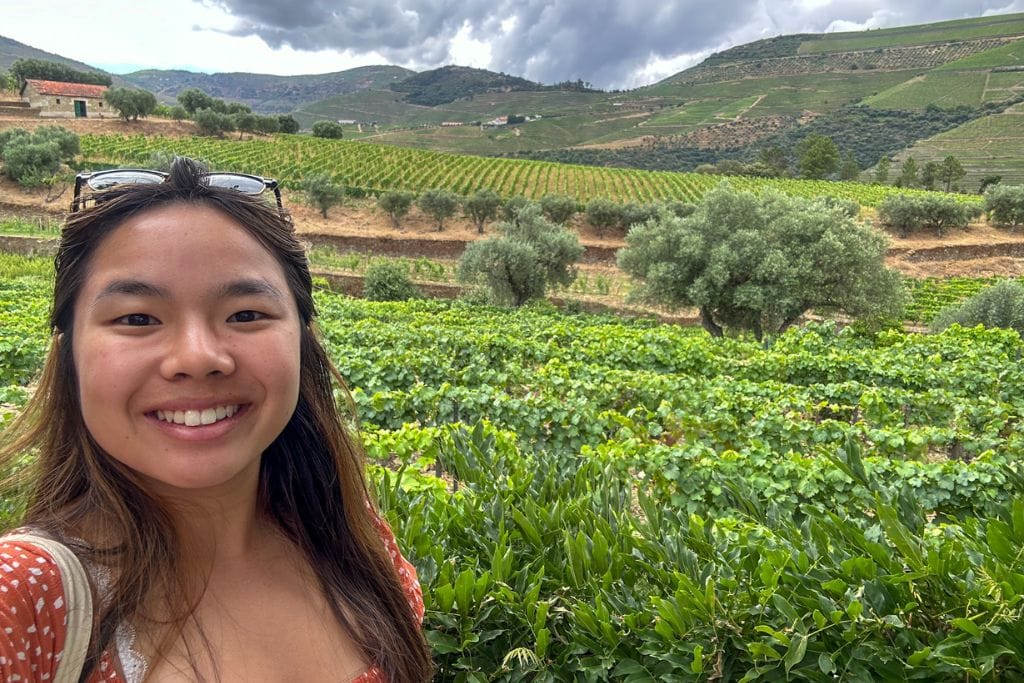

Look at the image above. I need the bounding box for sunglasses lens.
[206,173,266,194]
[86,170,165,191]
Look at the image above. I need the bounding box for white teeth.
[156,405,240,427]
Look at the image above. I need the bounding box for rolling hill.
[119,65,415,113]
[3,12,1024,186]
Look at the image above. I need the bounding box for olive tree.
[104,87,157,121]
[539,193,578,224]
[299,173,345,218]
[984,184,1024,230]
[931,280,1024,336]
[378,190,415,229]
[458,204,583,306]
[464,189,502,234]
[617,183,906,340]
[417,189,459,231]
[311,121,345,139]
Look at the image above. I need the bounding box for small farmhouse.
[20,79,109,118]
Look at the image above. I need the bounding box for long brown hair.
[0,158,433,681]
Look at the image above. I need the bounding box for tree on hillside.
[104,87,157,122]
[539,193,578,224]
[232,111,259,138]
[458,204,583,306]
[920,161,940,191]
[10,58,111,87]
[758,145,789,177]
[839,151,860,181]
[979,175,1002,194]
[312,121,345,139]
[0,71,15,92]
[193,108,236,137]
[177,88,217,115]
[378,190,415,229]
[300,173,345,218]
[896,157,919,189]
[277,115,300,134]
[939,155,966,192]
[874,156,891,185]
[464,189,502,234]
[617,183,906,340]
[418,189,460,231]
[797,134,840,180]
[255,115,280,135]
[984,184,1024,229]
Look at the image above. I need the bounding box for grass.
[0,252,54,280]
[799,13,1024,54]
[0,217,61,237]
[983,71,1024,103]
[863,72,988,109]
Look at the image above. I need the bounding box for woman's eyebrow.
[94,279,169,301]
[217,279,286,300]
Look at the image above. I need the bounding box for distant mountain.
[0,35,132,87]
[120,65,416,113]
[389,65,553,106]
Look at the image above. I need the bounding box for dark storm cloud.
[203,0,1024,88]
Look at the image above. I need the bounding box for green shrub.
[931,279,1024,335]
[31,125,78,162]
[311,120,345,139]
[620,201,660,229]
[2,139,61,186]
[585,197,624,234]
[818,195,861,218]
[984,185,1024,230]
[0,128,30,160]
[363,261,418,301]
[539,193,578,224]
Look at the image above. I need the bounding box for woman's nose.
[159,320,236,380]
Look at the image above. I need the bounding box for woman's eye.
[116,313,157,326]
[228,310,265,323]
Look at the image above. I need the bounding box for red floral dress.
[0,516,424,682]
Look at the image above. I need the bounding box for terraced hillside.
[891,101,1024,187]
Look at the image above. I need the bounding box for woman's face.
[71,203,302,497]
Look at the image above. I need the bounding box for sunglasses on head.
[72,169,282,212]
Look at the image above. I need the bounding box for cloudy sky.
[4,0,1024,89]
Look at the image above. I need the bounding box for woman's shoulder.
[0,534,69,680]
[0,534,67,603]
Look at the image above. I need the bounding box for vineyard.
[77,133,976,206]
[2,255,1024,679]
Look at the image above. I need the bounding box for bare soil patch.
[0,115,199,138]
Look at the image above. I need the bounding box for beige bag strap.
[4,533,93,683]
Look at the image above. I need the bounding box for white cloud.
[448,21,493,68]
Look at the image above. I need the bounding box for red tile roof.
[24,79,108,99]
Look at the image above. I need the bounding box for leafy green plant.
[363,261,419,302]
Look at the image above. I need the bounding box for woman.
[0,158,433,681]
